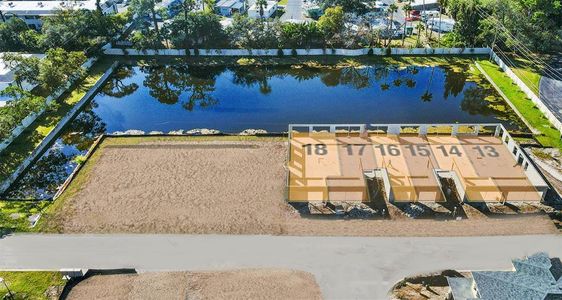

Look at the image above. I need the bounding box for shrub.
[291,49,298,56]
[367,48,374,56]
[277,49,284,57]
[73,155,88,165]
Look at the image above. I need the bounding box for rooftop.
[448,253,562,300]
[0,53,45,82]
[216,0,244,9]
[0,0,108,15]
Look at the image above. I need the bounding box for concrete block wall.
[104,47,491,57]
[0,62,118,194]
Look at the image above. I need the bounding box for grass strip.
[0,271,66,300]
[478,59,562,149]
[122,55,484,68]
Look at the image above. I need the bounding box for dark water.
[4,62,524,199]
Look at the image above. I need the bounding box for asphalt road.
[539,76,562,121]
[280,0,304,21]
[1,234,562,299]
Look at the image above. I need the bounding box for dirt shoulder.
[41,136,558,236]
[66,269,322,300]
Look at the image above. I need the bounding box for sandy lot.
[48,138,558,236]
[53,140,290,234]
[67,269,322,300]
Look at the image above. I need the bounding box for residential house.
[248,0,277,19]
[448,252,562,300]
[216,0,246,16]
[0,0,117,30]
[0,53,45,106]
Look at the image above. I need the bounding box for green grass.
[127,55,485,69]
[278,0,288,5]
[507,56,542,94]
[0,58,113,183]
[478,59,562,148]
[0,271,66,299]
[0,201,50,233]
[36,135,285,232]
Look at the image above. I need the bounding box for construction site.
[288,123,549,206]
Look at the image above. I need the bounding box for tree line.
[0,49,87,140]
[441,0,561,52]
[0,9,128,52]
[129,4,395,50]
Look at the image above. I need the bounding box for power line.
[473,6,562,81]
[473,6,560,77]
[492,45,541,95]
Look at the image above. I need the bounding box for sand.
[66,269,322,300]
[50,139,558,236]
[56,141,290,234]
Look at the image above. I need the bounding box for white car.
[427,17,455,32]
[421,10,440,20]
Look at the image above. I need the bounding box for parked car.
[427,18,455,32]
[405,15,420,21]
[421,10,440,21]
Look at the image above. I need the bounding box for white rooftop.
[0,53,46,105]
[216,0,244,9]
[0,53,45,83]
[248,0,277,11]
[0,0,98,15]
[410,0,439,7]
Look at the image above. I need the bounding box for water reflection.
[4,61,525,199]
[101,65,139,98]
[5,106,106,199]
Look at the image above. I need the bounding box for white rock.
[239,129,268,135]
[185,128,221,135]
[124,129,145,135]
[168,130,184,135]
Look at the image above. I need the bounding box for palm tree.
[402,3,412,46]
[256,0,268,19]
[182,0,195,19]
[415,22,424,46]
[385,4,398,47]
[421,91,433,102]
[437,0,447,47]
[201,0,214,12]
[421,66,435,102]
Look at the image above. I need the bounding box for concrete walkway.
[2,234,562,299]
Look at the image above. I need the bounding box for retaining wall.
[0,58,97,153]
[103,47,491,56]
[490,51,562,134]
[0,62,119,194]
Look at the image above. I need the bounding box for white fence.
[104,47,491,56]
[0,62,118,194]
[0,57,98,154]
[490,50,562,134]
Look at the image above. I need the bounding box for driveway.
[1,234,562,299]
[280,0,303,21]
